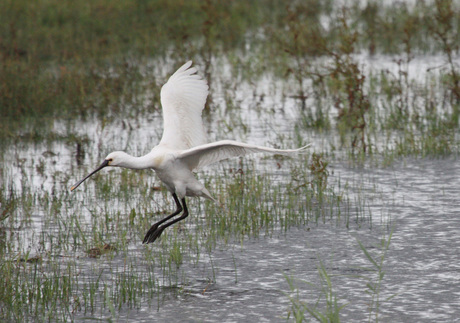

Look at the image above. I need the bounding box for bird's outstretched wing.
[178,140,310,171]
[158,61,209,150]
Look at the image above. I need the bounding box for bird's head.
[104,151,131,167]
[70,151,128,191]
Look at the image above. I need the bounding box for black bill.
[70,159,110,191]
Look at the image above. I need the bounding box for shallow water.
[89,158,458,323]
[8,150,460,322]
[2,55,460,322]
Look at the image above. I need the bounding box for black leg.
[143,198,189,244]
[142,193,182,244]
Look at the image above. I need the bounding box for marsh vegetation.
[1,0,460,321]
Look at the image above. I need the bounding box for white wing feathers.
[159,61,209,150]
[178,140,311,171]
[157,62,310,173]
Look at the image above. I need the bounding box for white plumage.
[71,61,310,244]
[159,61,208,150]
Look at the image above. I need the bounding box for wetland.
[1,0,460,322]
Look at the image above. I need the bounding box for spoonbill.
[71,61,309,244]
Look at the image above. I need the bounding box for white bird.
[71,61,310,244]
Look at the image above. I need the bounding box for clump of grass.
[356,230,396,322]
[291,153,329,204]
[198,153,353,245]
[357,1,432,55]
[288,153,351,226]
[273,5,372,153]
[285,259,347,322]
[202,164,281,244]
[429,0,460,105]
[284,230,395,323]
[327,9,371,154]
[275,0,331,108]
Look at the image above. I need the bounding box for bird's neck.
[119,152,155,170]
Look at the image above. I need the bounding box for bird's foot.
[142,223,159,244]
[143,224,166,244]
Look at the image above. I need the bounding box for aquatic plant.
[285,259,347,323]
[357,230,396,323]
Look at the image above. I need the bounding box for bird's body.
[71,61,309,243]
